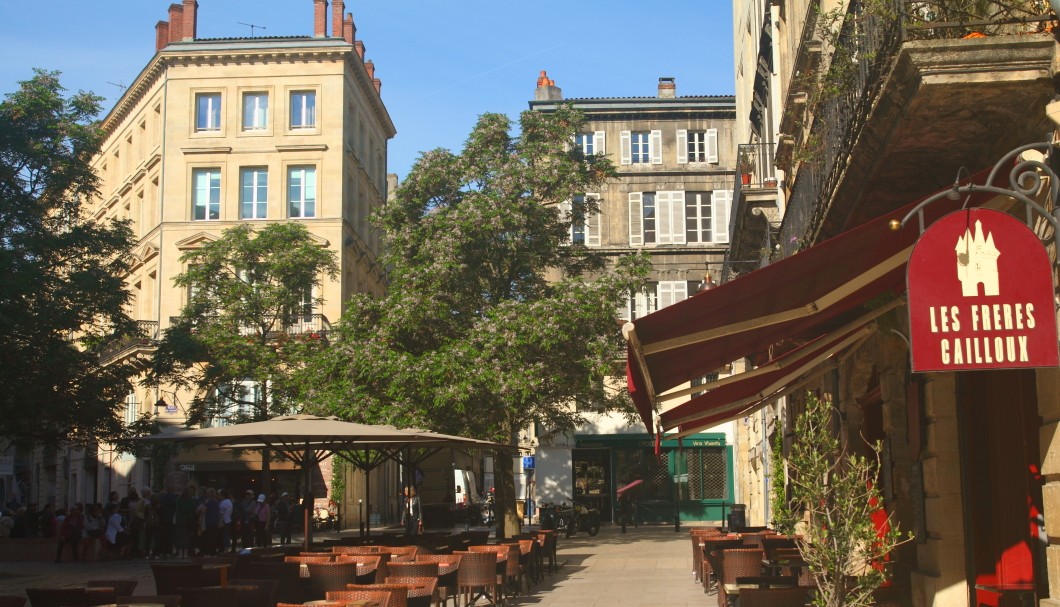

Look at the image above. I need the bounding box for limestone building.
[527,74,743,525]
[25,0,394,510]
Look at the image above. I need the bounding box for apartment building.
[626,1,1060,606]
[18,0,395,510]
[527,74,743,525]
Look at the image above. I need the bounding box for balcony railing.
[97,320,160,363]
[778,0,1050,256]
[736,142,779,190]
[168,313,332,341]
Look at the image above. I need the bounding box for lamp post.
[358,498,364,537]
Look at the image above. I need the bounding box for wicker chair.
[761,536,798,561]
[535,530,558,574]
[455,551,502,607]
[344,584,410,607]
[701,538,744,593]
[387,561,439,578]
[718,548,766,607]
[738,587,815,607]
[334,554,385,583]
[26,588,89,607]
[87,580,138,597]
[228,561,303,604]
[326,589,404,607]
[285,555,334,565]
[415,555,461,607]
[176,587,238,607]
[151,564,207,595]
[690,529,723,582]
[228,578,279,607]
[116,596,180,607]
[306,562,360,601]
[385,577,437,607]
[468,544,519,598]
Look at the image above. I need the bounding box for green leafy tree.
[150,223,338,483]
[302,106,650,536]
[775,392,909,607]
[0,69,139,445]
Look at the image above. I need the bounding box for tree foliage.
[300,106,650,535]
[775,392,909,607]
[0,69,138,445]
[150,223,338,427]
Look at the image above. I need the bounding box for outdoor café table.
[761,557,807,578]
[303,600,379,607]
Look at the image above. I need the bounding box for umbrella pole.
[303,445,313,551]
[365,461,371,537]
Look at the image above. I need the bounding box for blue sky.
[0,0,734,180]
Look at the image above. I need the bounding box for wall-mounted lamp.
[153,390,187,415]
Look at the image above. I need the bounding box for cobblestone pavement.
[0,525,717,607]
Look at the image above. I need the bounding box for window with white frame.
[288,166,316,218]
[240,167,268,219]
[631,190,731,246]
[558,194,601,246]
[677,129,719,164]
[620,130,662,165]
[195,93,221,132]
[290,91,316,129]
[242,92,269,131]
[574,131,605,156]
[124,392,138,426]
[192,168,221,220]
[618,280,690,321]
[210,380,262,427]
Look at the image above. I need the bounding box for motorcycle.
[480,487,496,526]
[540,498,600,537]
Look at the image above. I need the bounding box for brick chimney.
[343,13,355,44]
[354,40,365,59]
[658,77,676,98]
[155,20,170,52]
[182,0,197,41]
[534,70,563,101]
[332,0,344,38]
[373,78,381,94]
[364,60,375,80]
[168,4,183,44]
[313,0,327,38]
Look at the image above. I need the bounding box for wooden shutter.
[671,190,686,245]
[655,191,672,244]
[657,281,689,309]
[620,131,632,165]
[628,192,643,246]
[706,129,719,163]
[713,189,732,244]
[676,129,688,164]
[594,131,606,156]
[650,130,663,164]
[558,200,573,245]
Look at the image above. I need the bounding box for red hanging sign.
[907,208,1058,372]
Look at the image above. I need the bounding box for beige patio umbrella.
[139,414,506,548]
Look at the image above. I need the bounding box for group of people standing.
[0,485,306,563]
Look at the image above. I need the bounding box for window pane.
[642,192,656,243]
[685,191,712,243]
[196,93,220,131]
[575,133,593,156]
[291,91,316,128]
[241,168,268,219]
[242,93,268,130]
[193,169,220,220]
[288,166,316,218]
[632,132,650,163]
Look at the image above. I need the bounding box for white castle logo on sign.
[955,219,1000,297]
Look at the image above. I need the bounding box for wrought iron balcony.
[168,313,332,343]
[97,320,160,364]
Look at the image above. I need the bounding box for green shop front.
[572,433,733,523]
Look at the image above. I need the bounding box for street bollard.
[674,513,680,532]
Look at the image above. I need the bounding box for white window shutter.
[650,130,663,164]
[655,191,672,244]
[558,200,573,244]
[707,129,719,164]
[628,192,643,246]
[713,189,732,244]
[620,131,632,165]
[634,291,649,319]
[671,190,686,245]
[676,129,688,164]
[658,282,676,309]
[673,280,689,304]
[594,131,606,156]
[586,211,601,247]
[618,298,631,323]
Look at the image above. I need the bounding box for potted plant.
[737,149,756,185]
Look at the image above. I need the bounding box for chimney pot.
[313,0,328,38]
[343,13,355,44]
[534,70,563,101]
[168,4,183,44]
[182,0,197,41]
[332,0,344,38]
[155,20,170,51]
[658,77,676,99]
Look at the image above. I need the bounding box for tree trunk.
[495,439,519,539]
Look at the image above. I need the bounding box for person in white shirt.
[104,504,129,558]
[218,489,234,552]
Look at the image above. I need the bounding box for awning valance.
[626,169,997,432]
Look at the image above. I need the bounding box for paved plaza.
[0,525,716,607]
